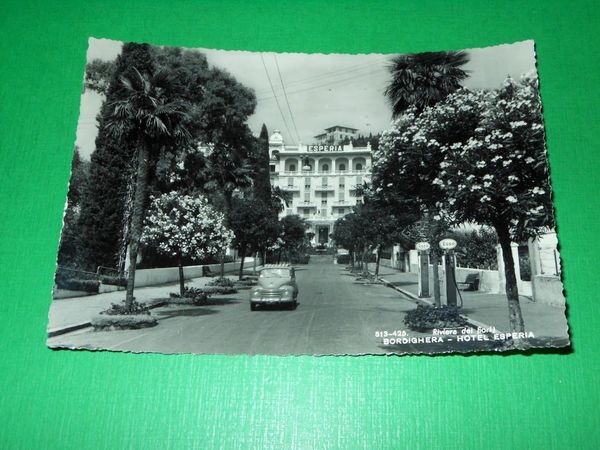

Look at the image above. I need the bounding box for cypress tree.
[253,124,272,203]
[77,43,155,271]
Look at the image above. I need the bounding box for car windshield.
[260,269,290,278]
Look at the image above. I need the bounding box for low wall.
[53,288,95,299]
[532,275,565,307]
[135,261,237,288]
[455,267,500,293]
[134,258,260,288]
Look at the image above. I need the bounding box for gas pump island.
[416,238,459,306]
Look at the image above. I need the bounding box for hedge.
[59,278,100,293]
[91,314,158,330]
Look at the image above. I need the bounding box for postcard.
[47,37,569,355]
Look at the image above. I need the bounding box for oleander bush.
[403,304,468,332]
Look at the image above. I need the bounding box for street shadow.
[253,303,299,311]
[390,281,418,288]
[155,308,218,319]
[202,298,241,306]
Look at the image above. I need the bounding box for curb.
[47,299,168,338]
[378,276,499,332]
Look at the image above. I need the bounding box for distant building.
[269,127,372,246]
[313,125,359,145]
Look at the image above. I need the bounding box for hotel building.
[269,126,372,246]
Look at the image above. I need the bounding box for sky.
[75,38,536,159]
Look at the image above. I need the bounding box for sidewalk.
[375,266,569,338]
[48,266,262,336]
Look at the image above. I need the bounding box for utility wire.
[260,53,295,145]
[253,56,388,97]
[273,54,301,144]
[257,68,382,102]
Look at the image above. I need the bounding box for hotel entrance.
[317,225,330,245]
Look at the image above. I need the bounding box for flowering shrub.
[142,192,233,261]
[436,74,554,238]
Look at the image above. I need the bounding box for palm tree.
[201,144,255,277]
[385,51,470,117]
[384,50,469,305]
[106,67,192,311]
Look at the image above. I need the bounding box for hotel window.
[339,191,345,201]
[338,163,346,172]
[270,165,276,172]
[322,164,329,172]
[356,163,363,171]
[321,200,327,206]
[339,176,345,189]
[289,164,296,172]
[304,177,310,191]
[304,192,310,202]
[321,176,328,187]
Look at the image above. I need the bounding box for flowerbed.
[168,287,209,305]
[91,314,158,330]
[206,277,236,288]
[403,304,468,332]
[92,300,157,330]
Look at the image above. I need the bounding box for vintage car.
[249,264,298,310]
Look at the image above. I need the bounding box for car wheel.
[250,303,257,311]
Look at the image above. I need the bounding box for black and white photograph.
[47,37,569,356]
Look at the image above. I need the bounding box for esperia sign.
[306,144,344,152]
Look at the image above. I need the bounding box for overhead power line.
[253,56,389,97]
[260,53,296,145]
[273,54,301,144]
[257,68,383,102]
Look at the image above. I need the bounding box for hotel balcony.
[282,169,369,176]
[297,201,317,209]
[332,200,353,206]
[314,185,335,192]
[283,185,301,192]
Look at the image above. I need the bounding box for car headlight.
[280,286,293,297]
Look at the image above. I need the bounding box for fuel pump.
[439,238,458,306]
[415,242,430,298]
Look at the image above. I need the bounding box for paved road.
[49,256,496,355]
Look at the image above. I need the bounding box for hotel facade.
[269,126,372,246]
